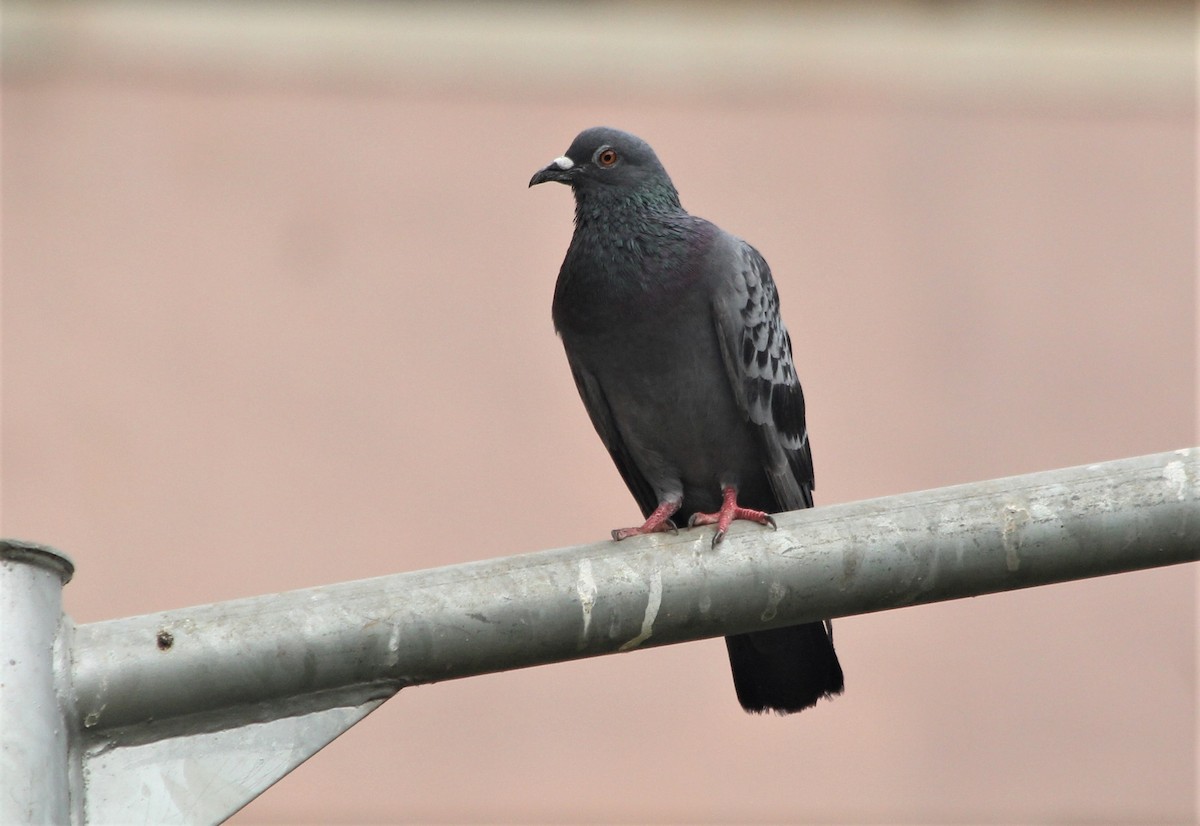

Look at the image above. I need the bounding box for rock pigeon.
[530,126,844,714]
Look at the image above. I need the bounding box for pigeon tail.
[725,621,844,715]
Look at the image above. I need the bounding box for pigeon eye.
[597,148,618,167]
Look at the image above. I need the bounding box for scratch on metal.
[1002,505,1030,571]
[619,572,662,651]
[576,559,597,639]
[760,581,787,622]
[1162,460,1189,501]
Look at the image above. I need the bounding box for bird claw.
[612,519,678,541]
[712,514,776,547]
[611,500,681,542]
[688,487,777,547]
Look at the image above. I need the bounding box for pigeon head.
[529,127,680,207]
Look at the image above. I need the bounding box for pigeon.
[530,126,844,714]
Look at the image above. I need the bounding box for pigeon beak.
[529,156,577,187]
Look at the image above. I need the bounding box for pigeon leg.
[612,499,681,541]
[688,486,777,547]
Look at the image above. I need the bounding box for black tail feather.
[725,621,844,715]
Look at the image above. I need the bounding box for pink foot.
[688,487,777,547]
[612,499,681,541]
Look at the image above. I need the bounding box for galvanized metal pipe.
[72,449,1198,740]
[0,541,76,825]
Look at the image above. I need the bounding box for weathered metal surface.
[72,449,1198,738]
[0,541,75,825]
[3,450,1194,824]
[82,700,386,825]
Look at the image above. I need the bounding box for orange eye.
[597,148,618,167]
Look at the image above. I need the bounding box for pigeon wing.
[711,240,814,512]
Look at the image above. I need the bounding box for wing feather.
[711,241,814,511]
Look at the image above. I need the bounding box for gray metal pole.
[72,448,1198,740]
[0,541,75,825]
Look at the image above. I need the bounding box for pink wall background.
[3,5,1195,822]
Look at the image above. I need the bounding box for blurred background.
[3,1,1196,823]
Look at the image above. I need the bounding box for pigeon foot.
[688,486,777,547]
[612,499,680,541]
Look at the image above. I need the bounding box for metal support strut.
[0,542,75,825]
